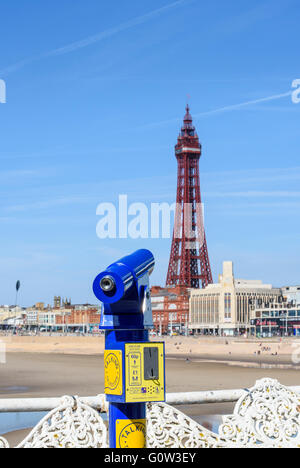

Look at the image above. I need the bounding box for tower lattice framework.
[166,105,213,289]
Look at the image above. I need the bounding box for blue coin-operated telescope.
[93,249,165,449]
[93,249,155,331]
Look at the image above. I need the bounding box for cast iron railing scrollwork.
[1,379,300,448]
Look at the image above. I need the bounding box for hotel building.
[251,285,300,337]
[189,261,281,336]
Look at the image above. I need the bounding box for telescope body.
[93,249,155,330]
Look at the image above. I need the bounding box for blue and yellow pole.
[93,249,165,449]
[106,329,148,448]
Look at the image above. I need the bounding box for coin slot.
[144,347,159,380]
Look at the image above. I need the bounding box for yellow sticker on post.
[125,342,165,403]
[104,350,123,395]
[116,419,146,448]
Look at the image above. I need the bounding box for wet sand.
[1,352,300,446]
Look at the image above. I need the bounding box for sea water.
[0,412,47,435]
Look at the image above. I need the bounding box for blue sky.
[0,0,299,306]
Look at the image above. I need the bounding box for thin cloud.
[47,0,190,56]
[0,169,39,179]
[0,0,191,76]
[194,91,293,118]
[204,166,300,189]
[140,91,293,128]
[5,195,95,212]
[216,0,295,36]
[206,190,300,198]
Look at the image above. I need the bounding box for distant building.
[38,310,60,327]
[282,286,300,306]
[25,308,39,326]
[0,306,24,326]
[55,305,101,329]
[0,306,12,324]
[63,298,72,307]
[54,296,72,308]
[18,301,102,331]
[151,286,189,335]
[54,296,61,308]
[252,287,300,337]
[189,261,280,336]
[151,288,167,334]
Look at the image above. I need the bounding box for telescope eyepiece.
[100,275,116,293]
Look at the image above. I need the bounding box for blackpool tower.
[166,105,213,289]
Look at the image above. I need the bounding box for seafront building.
[189,261,281,336]
[251,288,300,337]
[0,298,101,333]
[55,304,101,332]
[1,279,299,337]
[0,306,24,327]
[282,286,300,306]
[151,286,189,335]
[25,308,39,326]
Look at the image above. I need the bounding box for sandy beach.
[1,343,300,446]
[0,335,298,362]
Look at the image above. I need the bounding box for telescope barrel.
[93,249,154,304]
[114,249,155,278]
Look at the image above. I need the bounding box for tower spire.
[166,105,213,289]
[184,103,191,121]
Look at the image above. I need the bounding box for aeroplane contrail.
[194,91,293,118]
[0,0,191,76]
[139,90,293,128]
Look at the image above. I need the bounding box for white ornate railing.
[1,378,300,448]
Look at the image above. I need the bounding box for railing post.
[93,249,165,448]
